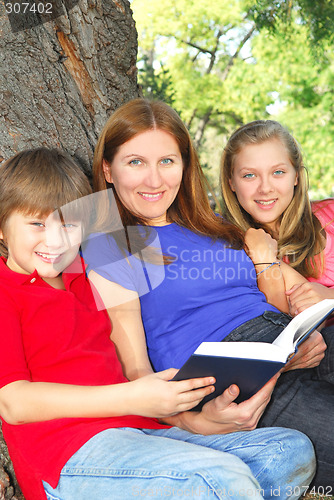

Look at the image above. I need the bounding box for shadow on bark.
[0,423,24,500]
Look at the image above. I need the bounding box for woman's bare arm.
[88,270,153,380]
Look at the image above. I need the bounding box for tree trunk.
[0,1,139,497]
[0,0,140,172]
[0,421,24,499]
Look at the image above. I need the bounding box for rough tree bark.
[0,0,140,497]
[0,421,24,499]
[0,0,140,170]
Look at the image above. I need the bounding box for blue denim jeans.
[225,311,334,489]
[43,426,315,500]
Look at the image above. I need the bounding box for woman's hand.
[163,374,279,435]
[128,369,216,418]
[283,330,327,371]
[286,281,334,315]
[245,228,278,264]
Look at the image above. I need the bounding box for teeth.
[257,200,275,205]
[139,192,162,198]
[36,252,60,259]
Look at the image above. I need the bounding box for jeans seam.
[60,467,191,479]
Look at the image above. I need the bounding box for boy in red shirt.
[0,148,315,500]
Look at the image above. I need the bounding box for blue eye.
[243,173,255,179]
[31,221,45,227]
[274,169,284,175]
[129,159,142,166]
[62,222,80,231]
[161,158,173,165]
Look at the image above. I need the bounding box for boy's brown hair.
[0,148,92,257]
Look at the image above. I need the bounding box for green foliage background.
[131,0,334,201]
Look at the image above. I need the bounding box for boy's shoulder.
[0,257,29,288]
[0,259,24,313]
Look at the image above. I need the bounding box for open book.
[173,299,334,409]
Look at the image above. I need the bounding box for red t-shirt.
[0,256,167,500]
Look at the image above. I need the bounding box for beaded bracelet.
[256,261,281,276]
[254,262,275,266]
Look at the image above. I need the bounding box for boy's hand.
[128,368,215,418]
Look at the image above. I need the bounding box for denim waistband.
[223,310,292,344]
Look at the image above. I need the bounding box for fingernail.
[229,385,238,395]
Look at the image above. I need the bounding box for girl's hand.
[283,330,327,371]
[286,282,334,315]
[245,228,278,264]
[128,369,215,418]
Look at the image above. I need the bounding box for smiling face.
[103,129,183,226]
[229,138,298,235]
[0,210,82,283]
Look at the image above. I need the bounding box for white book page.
[272,299,334,353]
[194,341,287,363]
[194,300,334,365]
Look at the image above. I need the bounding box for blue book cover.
[173,299,334,409]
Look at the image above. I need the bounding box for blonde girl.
[220,120,334,314]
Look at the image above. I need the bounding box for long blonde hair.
[220,120,324,277]
[93,98,244,249]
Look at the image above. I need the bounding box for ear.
[0,228,3,239]
[294,172,298,186]
[102,159,113,184]
[228,177,236,192]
